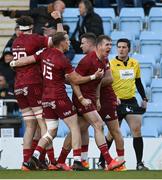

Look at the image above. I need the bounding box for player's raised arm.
[51,10,64,32]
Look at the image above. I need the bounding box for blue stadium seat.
[160,58,162,77]
[119,8,145,39]
[142,102,162,137]
[57,120,69,137]
[110,31,135,54]
[132,53,155,86]
[148,7,162,32]
[71,54,84,67]
[151,78,162,102]
[63,8,79,36]
[88,126,94,137]
[139,31,162,60]
[65,84,72,100]
[94,8,115,35]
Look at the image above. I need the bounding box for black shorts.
[117,97,146,121]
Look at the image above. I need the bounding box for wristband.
[55,18,62,24]
[10,60,16,67]
[90,74,96,80]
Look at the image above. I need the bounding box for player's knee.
[93,120,104,132]
[33,108,43,120]
[22,110,36,121]
[131,126,141,136]
[42,131,53,144]
[43,120,59,141]
[46,120,59,131]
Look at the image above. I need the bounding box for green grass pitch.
[0,170,162,179]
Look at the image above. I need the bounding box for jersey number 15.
[43,64,52,80]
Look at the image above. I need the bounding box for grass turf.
[0,170,162,179]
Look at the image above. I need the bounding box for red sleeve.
[75,56,90,76]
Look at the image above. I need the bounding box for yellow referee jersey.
[110,57,141,99]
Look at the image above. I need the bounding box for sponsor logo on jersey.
[14,87,28,96]
[119,69,134,79]
[63,110,72,117]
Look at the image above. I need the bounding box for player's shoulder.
[109,57,118,65]
[81,51,96,62]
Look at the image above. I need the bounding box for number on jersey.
[13,51,27,60]
[43,64,52,80]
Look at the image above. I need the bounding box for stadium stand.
[118,8,145,39]
[132,53,155,86]
[0,0,29,55]
[94,8,115,35]
[142,102,162,137]
[148,7,162,32]
[139,31,162,60]
[150,78,162,102]
[63,8,79,36]
[160,58,162,77]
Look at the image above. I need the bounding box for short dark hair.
[52,32,67,46]
[81,33,96,45]
[79,0,93,13]
[16,16,34,27]
[117,38,131,51]
[96,35,112,46]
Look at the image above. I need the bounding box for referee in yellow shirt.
[110,39,149,170]
[110,39,148,170]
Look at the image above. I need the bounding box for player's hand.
[10,60,16,67]
[51,11,61,19]
[80,98,92,107]
[94,68,104,79]
[96,99,101,111]
[2,10,12,17]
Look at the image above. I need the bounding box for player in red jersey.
[12,13,63,170]
[57,33,125,170]
[10,32,104,170]
[67,35,125,171]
